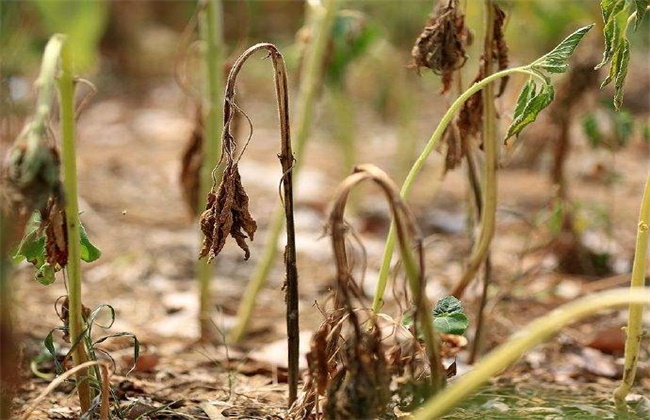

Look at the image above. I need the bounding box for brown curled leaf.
[179,108,203,218]
[199,161,257,262]
[411,0,470,94]
[42,196,68,269]
[493,4,509,97]
[441,4,509,172]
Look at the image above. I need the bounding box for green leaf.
[601,0,626,24]
[582,113,603,148]
[433,296,469,335]
[596,12,622,69]
[533,24,595,73]
[79,221,101,263]
[634,0,649,30]
[601,37,630,110]
[35,263,56,285]
[505,81,555,140]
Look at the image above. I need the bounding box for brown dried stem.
[198,43,299,406]
[328,164,443,397]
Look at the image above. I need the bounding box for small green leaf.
[533,24,595,73]
[79,221,101,263]
[634,0,649,30]
[35,263,56,285]
[596,13,622,69]
[505,81,555,140]
[582,113,603,148]
[601,37,630,110]
[433,296,469,335]
[601,0,626,24]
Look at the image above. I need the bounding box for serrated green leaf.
[634,0,649,30]
[601,0,626,24]
[533,24,594,73]
[433,312,469,335]
[505,82,555,140]
[512,80,536,119]
[79,221,101,263]
[596,14,622,69]
[601,37,630,110]
[433,296,464,316]
[432,296,469,335]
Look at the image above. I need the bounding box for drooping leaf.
[634,0,649,30]
[505,81,555,140]
[532,24,594,73]
[79,221,101,263]
[432,296,469,335]
[601,0,626,24]
[596,12,622,69]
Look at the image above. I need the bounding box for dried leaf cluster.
[411,0,471,94]
[442,4,509,172]
[199,157,257,262]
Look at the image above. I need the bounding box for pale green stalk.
[57,36,92,412]
[413,288,650,419]
[197,0,224,342]
[229,0,340,343]
[373,67,545,312]
[613,173,650,407]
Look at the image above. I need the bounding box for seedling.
[198,43,300,406]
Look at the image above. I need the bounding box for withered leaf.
[411,0,469,94]
[199,162,257,262]
[442,3,509,172]
[179,109,203,218]
[42,196,68,270]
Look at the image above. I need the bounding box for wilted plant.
[293,165,469,418]
[2,34,137,416]
[198,42,300,406]
[230,0,340,343]
[374,23,595,309]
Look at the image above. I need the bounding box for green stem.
[197,0,224,342]
[229,0,339,342]
[613,173,650,407]
[58,36,92,413]
[373,66,538,312]
[413,288,650,419]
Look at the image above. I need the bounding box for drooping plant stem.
[329,164,444,393]
[229,0,340,343]
[413,288,650,419]
[57,36,92,413]
[613,173,650,408]
[372,66,543,312]
[197,0,225,342]
[204,43,299,407]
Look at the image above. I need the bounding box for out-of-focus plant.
[32,1,108,72]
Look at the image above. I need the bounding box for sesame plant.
[198,43,300,406]
[374,17,596,309]
[292,164,468,418]
[3,35,137,417]
[229,0,340,343]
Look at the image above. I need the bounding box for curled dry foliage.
[199,159,257,262]
[42,197,68,269]
[411,0,470,94]
[179,109,203,217]
[293,165,443,419]
[442,3,509,172]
